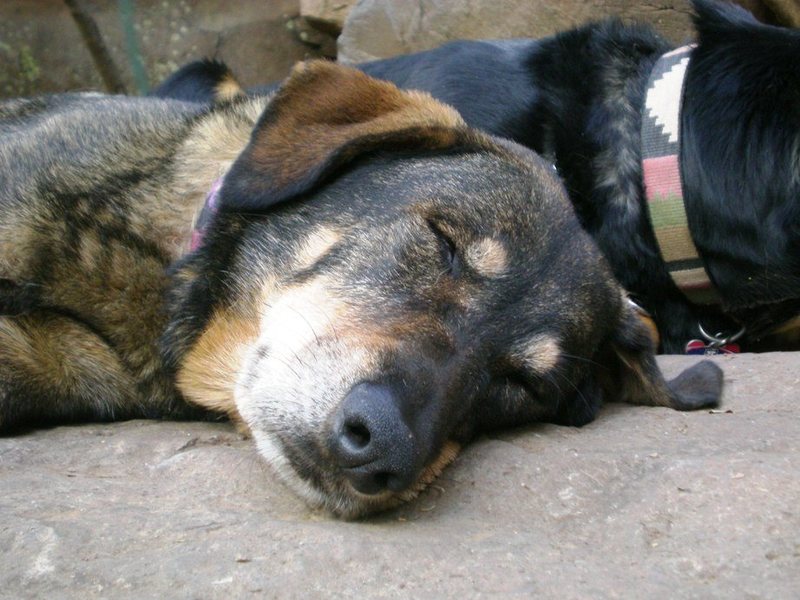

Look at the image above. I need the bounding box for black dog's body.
[359,1,800,351]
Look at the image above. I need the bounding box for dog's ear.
[220,60,470,212]
[150,59,243,104]
[691,0,759,33]
[596,300,724,411]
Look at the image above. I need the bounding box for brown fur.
[245,61,466,195]
[176,308,260,426]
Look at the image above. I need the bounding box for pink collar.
[190,177,224,251]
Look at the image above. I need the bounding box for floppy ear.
[220,60,471,212]
[597,301,724,411]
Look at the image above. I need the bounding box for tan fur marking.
[176,308,260,426]
[465,237,508,278]
[399,440,461,501]
[636,310,660,349]
[214,73,244,102]
[625,295,660,348]
[771,314,800,346]
[514,333,561,373]
[293,226,341,271]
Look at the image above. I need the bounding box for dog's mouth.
[340,439,461,497]
[257,424,462,519]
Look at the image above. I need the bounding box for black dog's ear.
[691,0,759,33]
[220,60,472,212]
[150,58,243,104]
[597,300,724,411]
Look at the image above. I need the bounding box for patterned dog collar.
[641,45,720,305]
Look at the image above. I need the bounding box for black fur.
[149,58,237,103]
[682,0,800,334]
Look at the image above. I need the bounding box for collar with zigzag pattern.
[641,44,721,305]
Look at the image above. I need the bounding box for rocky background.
[0,0,798,98]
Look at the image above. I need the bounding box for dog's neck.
[171,96,269,257]
[640,44,720,306]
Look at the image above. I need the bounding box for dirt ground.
[1,352,798,599]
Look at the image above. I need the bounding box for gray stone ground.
[1,352,798,599]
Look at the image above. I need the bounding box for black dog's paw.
[667,360,724,410]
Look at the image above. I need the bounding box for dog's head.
[163,62,722,518]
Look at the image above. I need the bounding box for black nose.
[330,382,417,495]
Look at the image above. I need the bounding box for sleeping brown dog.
[0,62,722,517]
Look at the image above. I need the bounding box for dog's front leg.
[0,311,158,431]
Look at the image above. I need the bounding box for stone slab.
[1,352,798,598]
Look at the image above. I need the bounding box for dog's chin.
[250,430,461,519]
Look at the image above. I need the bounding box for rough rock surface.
[1,352,798,598]
[0,0,319,98]
[300,0,358,30]
[337,0,704,64]
[336,0,796,65]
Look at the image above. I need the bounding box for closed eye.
[426,218,461,276]
[475,372,549,431]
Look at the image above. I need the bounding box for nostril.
[332,411,376,466]
[343,420,371,451]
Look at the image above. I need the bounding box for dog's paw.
[666,360,724,410]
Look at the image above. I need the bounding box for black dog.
[359,0,800,353]
[157,0,800,353]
